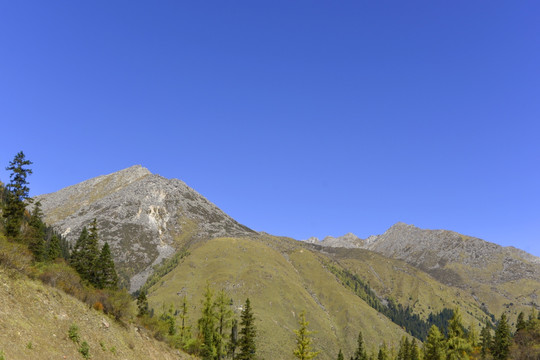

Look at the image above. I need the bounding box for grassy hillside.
[0,268,193,360]
[147,236,412,359]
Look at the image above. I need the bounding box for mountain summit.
[35,165,256,291]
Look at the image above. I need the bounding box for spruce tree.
[377,342,389,360]
[480,319,492,360]
[228,318,239,359]
[337,349,344,360]
[137,290,149,317]
[3,151,33,239]
[178,295,193,349]
[351,331,368,360]
[96,242,118,289]
[27,201,46,261]
[198,284,217,360]
[491,313,511,360]
[446,308,472,360]
[70,227,89,275]
[293,310,319,360]
[47,234,62,260]
[237,298,256,360]
[214,289,233,360]
[86,219,101,286]
[516,311,526,333]
[424,325,445,360]
[409,338,420,360]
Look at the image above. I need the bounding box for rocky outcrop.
[34,165,256,292]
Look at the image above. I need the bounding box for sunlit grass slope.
[147,237,411,360]
[0,269,192,360]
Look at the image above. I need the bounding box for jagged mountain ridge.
[306,222,540,314]
[34,165,256,291]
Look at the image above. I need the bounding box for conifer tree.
[28,201,46,261]
[409,338,420,360]
[377,342,389,360]
[351,331,368,360]
[178,295,193,349]
[137,290,149,317]
[86,219,101,285]
[516,311,526,333]
[480,319,492,360]
[293,310,319,360]
[491,313,511,360]
[337,349,344,360]
[71,227,89,275]
[446,308,472,360]
[3,151,33,239]
[95,242,118,289]
[47,234,62,260]
[198,284,217,360]
[397,336,409,360]
[424,325,445,360]
[237,298,256,360]
[214,289,234,360]
[228,318,239,359]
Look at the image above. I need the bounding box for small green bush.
[26,341,32,349]
[0,349,5,360]
[79,341,90,359]
[68,323,80,343]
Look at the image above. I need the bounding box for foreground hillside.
[0,268,192,360]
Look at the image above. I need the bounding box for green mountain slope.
[147,236,418,359]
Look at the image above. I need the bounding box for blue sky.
[1,1,539,256]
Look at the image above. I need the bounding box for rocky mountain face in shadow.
[35,165,256,291]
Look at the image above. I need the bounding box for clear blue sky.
[1,1,539,256]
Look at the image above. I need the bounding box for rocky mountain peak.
[35,166,256,292]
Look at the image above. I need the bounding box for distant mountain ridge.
[35,165,256,291]
[307,222,540,293]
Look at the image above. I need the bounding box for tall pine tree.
[491,313,511,360]
[3,151,33,239]
[95,242,118,289]
[237,298,256,360]
[214,289,233,360]
[424,325,445,360]
[446,308,472,360]
[198,284,217,360]
[351,331,368,360]
[480,319,492,360]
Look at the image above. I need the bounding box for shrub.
[93,301,104,312]
[79,341,90,359]
[102,288,134,321]
[68,323,80,343]
[0,235,33,275]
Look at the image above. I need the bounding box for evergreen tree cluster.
[327,262,453,340]
[1,152,69,263]
[70,219,118,289]
[137,284,257,360]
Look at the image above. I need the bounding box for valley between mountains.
[2,165,539,359]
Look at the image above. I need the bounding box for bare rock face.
[307,222,540,289]
[35,166,256,292]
